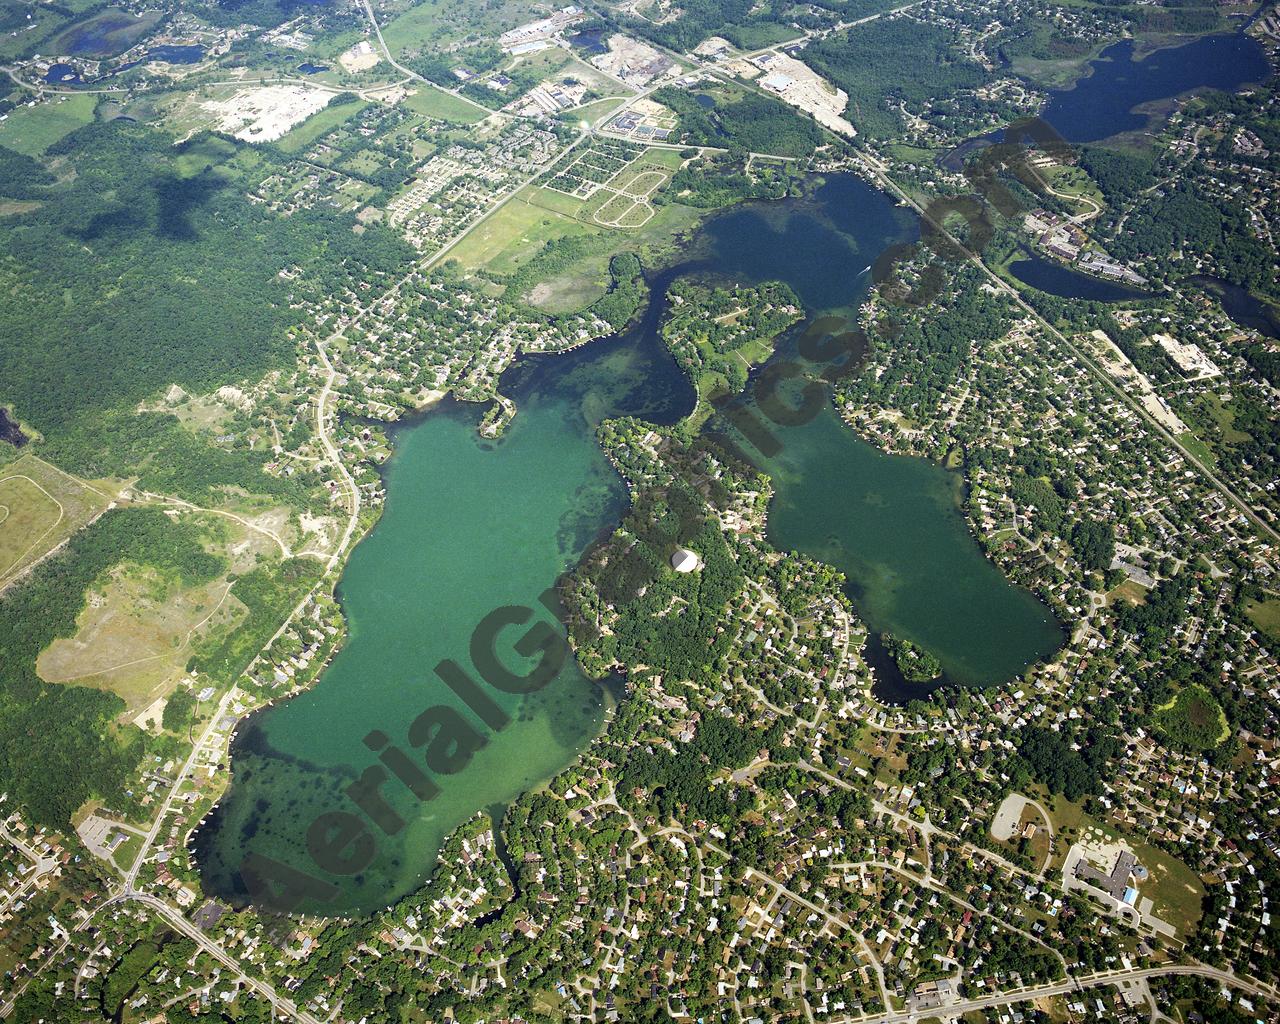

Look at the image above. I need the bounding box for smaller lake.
[297,62,330,74]
[147,44,204,64]
[1038,35,1270,143]
[691,177,1066,692]
[44,63,81,84]
[1188,275,1280,340]
[0,408,27,448]
[1010,256,1150,302]
[943,30,1271,167]
[568,28,609,54]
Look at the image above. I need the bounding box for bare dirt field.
[203,85,334,142]
[38,564,248,713]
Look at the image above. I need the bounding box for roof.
[671,548,700,573]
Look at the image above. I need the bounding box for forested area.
[569,477,743,682]
[1155,684,1225,753]
[1013,724,1121,801]
[0,122,410,486]
[590,252,647,332]
[1076,144,1159,208]
[406,43,505,87]
[664,152,807,208]
[1114,572,1195,656]
[847,267,1012,417]
[652,88,824,158]
[803,18,986,140]
[883,633,942,682]
[190,557,321,683]
[621,712,761,823]
[1108,176,1278,300]
[0,143,55,198]
[0,508,223,825]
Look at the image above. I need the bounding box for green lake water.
[193,329,692,916]
[197,173,1062,915]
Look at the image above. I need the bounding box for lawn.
[571,97,628,125]
[0,454,114,589]
[402,85,488,124]
[0,94,98,156]
[448,193,601,276]
[276,96,368,154]
[1045,792,1205,936]
[1244,591,1280,641]
[1176,430,1217,470]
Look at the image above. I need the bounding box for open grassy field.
[0,6,73,59]
[1046,793,1205,936]
[0,94,98,155]
[448,193,601,275]
[402,85,488,124]
[0,454,115,590]
[34,509,281,714]
[1244,591,1280,641]
[379,0,541,54]
[276,95,368,153]
[571,97,628,125]
[1176,430,1217,470]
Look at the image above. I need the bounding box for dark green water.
[696,178,1064,692]
[196,174,1062,915]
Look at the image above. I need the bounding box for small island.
[883,632,943,683]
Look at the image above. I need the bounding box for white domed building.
[670,547,701,573]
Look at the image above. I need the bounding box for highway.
[839,963,1278,1023]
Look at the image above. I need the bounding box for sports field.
[0,454,114,590]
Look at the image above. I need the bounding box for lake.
[1188,275,1280,340]
[691,180,1064,689]
[193,315,693,917]
[1038,35,1270,144]
[44,63,81,84]
[943,30,1271,169]
[1010,255,1150,302]
[197,175,1064,915]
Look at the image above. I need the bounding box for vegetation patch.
[48,8,162,58]
[1243,589,1280,642]
[0,507,225,825]
[1154,684,1228,752]
[400,85,488,124]
[803,17,986,141]
[653,85,824,158]
[37,559,247,714]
